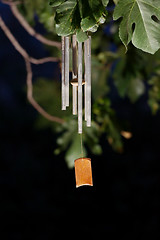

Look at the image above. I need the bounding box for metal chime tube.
[64,36,70,107]
[72,35,78,115]
[84,40,87,121]
[78,42,83,134]
[61,36,66,110]
[61,35,91,133]
[84,36,91,127]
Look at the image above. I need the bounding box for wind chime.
[61,35,93,187]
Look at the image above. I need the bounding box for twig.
[1,0,21,5]
[10,5,61,48]
[25,60,64,124]
[0,16,59,64]
[30,56,59,65]
[1,0,61,49]
[0,15,64,124]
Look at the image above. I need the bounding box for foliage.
[3,0,160,168]
[113,0,160,54]
[49,0,109,42]
[18,0,56,32]
[113,47,147,102]
[30,0,160,167]
[33,78,123,168]
[93,98,123,152]
[148,68,160,115]
[17,0,160,53]
[54,119,101,168]
[49,0,160,54]
[53,98,123,168]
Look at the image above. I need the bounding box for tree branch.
[0,16,59,63]
[1,0,21,5]
[25,59,64,124]
[30,56,59,65]
[1,0,61,49]
[0,15,64,124]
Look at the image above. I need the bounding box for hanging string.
[80,133,84,159]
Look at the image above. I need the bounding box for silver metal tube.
[72,35,78,78]
[78,41,83,134]
[84,40,87,121]
[85,36,91,127]
[64,36,70,107]
[61,36,66,110]
[72,35,77,115]
[73,85,77,115]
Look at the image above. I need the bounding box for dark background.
[0,3,160,239]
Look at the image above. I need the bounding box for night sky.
[0,3,160,239]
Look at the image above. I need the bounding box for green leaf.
[148,74,160,114]
[79,0,107,33]
[114,73,145,102]
[113,0,119,4]
[113,0,160,54]
[102,0,109,7]
[127,77,145,103]
[49,0,65,7]
[88,0,107,23]
[55,0,79,36]
[76,29,88,42]
[50,0,108,40]
[81,16,98,32]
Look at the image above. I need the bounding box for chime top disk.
[71,78,85,86]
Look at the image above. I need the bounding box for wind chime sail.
[61,35,91,134]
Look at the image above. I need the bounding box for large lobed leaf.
[113,0,160,54]
[49,0,109,41]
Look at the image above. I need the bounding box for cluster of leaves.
[33,77,124,168]
[49,0,109,42]
[113,0,160,54]
[113,43,160,104]
[32,18,160,168]
[49,0,160,54]
[113,47,146,103]
[52,99,123,168]
[11,0,160,167]
[18,0,56,32]
[54,119,102,168]
[17,0,160,54]
[148,66,160,115]
[93,98,123,152]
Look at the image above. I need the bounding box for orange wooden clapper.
[74,158,93,188]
